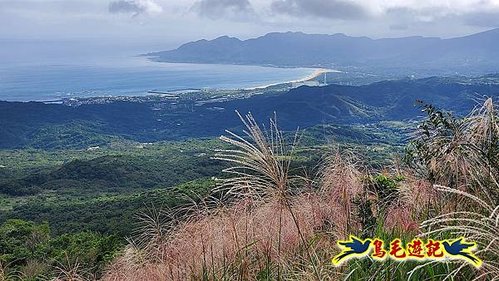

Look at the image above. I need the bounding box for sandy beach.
[244,68,340,90]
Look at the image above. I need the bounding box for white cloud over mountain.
[1,0,498,45]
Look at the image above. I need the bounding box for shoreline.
[2,61,341,103]
[244,68,340,90]
[32,68,339,103]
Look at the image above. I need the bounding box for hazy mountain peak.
[213,35,241,42]
[147,29,499,73]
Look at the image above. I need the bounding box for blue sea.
[0,56,315,102]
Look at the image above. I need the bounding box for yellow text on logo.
[332,235,481,268]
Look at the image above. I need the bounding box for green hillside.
[1,75,498,150]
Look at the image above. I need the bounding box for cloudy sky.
[1,0,499,53]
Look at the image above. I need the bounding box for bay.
[0,56,315,102]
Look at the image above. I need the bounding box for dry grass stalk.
[0,262,5,281]
[53,254,86,281]
[420,180,499,280]
[213,111,300,203]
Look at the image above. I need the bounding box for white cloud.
[109,0,163,16]
[191,0,255,20]
[0,0,498,44]
[270,0,369,20]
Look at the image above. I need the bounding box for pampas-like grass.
[409,98,498,196]
[419,182,499,281]
[213,111,300,203]
[214,111,320,279]
[102,112,363,280]
[52,254,86,281]
[101,194,351,281]
[102,100,498,280]
[407,99,499,280]
[0,261,5,281]
[319,149,363,235]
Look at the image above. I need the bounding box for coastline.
[244,68,340,90]
[2,58,333,102]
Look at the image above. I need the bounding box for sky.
[1,0,499,55]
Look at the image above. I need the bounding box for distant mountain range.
[147,29,499,74]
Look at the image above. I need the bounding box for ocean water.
[0,56,315,102]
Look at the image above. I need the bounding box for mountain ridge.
[147,29,499,74]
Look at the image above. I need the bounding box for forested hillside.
[1,75,498,149]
